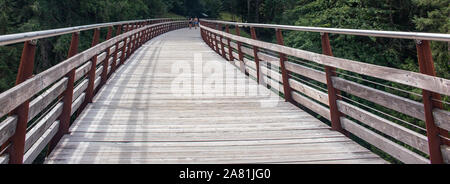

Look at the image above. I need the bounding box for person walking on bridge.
[189,17,193,29]
[194,17,199,29]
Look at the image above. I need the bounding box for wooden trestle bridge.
[0,18,449,164]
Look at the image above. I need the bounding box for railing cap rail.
[201,19,450,42]
[0,18,185,46]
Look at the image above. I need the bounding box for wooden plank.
[241,46,253,56]
[94,76,101,90]
[260,64,282,83]
[0,23,154,118]
[71,93,85,116]
[74,62,92,82]
[442,145,450,164]
[289,79,329,105]
[0,116,17,145]
[202,25,450,96]
[332,76,425,121]
[243,57,256,70]
[23,121,59,164]
[0,154,9,164]
[433,109,450,131]
[25,102,63,152]
[95,66,103,79]
[107,66,112,75]
[258,52,280,67]
[28,78,67,121]
[118,41,124,49]
[291,91,331,120]
[340,117,429,164]
[337,100,429,154]
[285,61,327,84]
[97,52,107,64]
[73,79,88,102]
[109,46,116,54]
[232,51,239,60]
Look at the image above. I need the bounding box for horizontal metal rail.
[201,19,450,42]
[199,21,450,164]
[0,18,185,46]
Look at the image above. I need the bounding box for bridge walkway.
[45,28,386,164]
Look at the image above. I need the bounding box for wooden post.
[8,40,37,164]
[321,33,343,133]
[416,40,445,164]
[85,28,100,104]
[225,25,234,62]
[235,26,246,73]
[48,32,79,153]
[275,29,293,103]
[250,27,262,84]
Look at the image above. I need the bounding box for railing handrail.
[0,18,185,46]
[201,19,450,42]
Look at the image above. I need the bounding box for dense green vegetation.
[0,0,449,163]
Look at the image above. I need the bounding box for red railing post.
[8,40,37,164]
[48,32,79,153]
[416,40,445,164]
[235,26,246,73]
[110,25,122,75]
[321,33,344,133]
[225,25,234,62]
[85,28,100,104]
[100,27,113,89]
[219,24,227,60]
[275,29,293,103]
[250,27,262,84]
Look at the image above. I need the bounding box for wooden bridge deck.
[45,28,386,164]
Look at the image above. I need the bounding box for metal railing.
[200,19,450,164]
[0,18,188,164]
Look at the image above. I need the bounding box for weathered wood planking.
[0,154,9,164]
[291,91,331,120]
[73,79,89,102]
[258,52,280,67]
[337,100,429,154]
[332,76,450,130]
[71,93,85,116]
[28,78,67,122]
[340,117,429,164]
[23,121,59,164]
[46,28,384,164]
[0,21,184,118]
[201,25,450,96]
[0,116,17,145]
[289,79,329,106]
[75,62,92,82]
[442,146,450,164]
[25,102,63,152]
[285,61,327,84]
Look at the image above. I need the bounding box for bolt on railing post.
[85,28,101,105]
[225,25,234,62]
[416,40,445,164]
[235,26,246,73]
[275,29,293,103]
[8,40,37,164]
[321,33,344,133]
[48,32,79,153]
[250,27,262,84]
